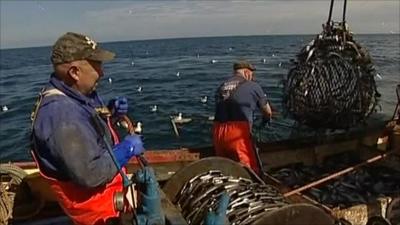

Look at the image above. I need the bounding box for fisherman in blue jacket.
[30,32,143,225]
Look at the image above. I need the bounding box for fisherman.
[213,61,272,174]
[30,32,144,225]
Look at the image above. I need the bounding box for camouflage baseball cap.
[51,32,115,64]
[233,60,256,71]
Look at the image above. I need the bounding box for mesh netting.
[283,22,380,129]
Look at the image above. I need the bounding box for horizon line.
[1,32,399,51]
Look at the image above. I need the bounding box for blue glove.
[113,134,144,167]
[108,97,128,117]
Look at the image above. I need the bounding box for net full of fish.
[174,170,288,225]
[283,22,380,129]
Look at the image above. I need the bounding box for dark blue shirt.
[31,75,118,188]
[214,75,268,125]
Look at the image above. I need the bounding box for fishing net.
[283,21,380,129]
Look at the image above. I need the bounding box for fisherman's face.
[71,60,104,95]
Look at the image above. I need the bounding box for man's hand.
[113,134,144,166]
[123,135,144,156]
[108,97,128,117]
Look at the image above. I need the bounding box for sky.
[1,0,399,49]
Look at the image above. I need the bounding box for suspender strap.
[30,88,66,130]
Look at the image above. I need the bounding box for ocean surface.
[0,34,399,162]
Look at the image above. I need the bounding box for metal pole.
[284,151,393,197]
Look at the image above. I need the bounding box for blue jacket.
[31,75,119,188]
[214,75,268,126]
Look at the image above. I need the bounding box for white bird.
[150,105,157,112]
[108,78,113,84]
[278,62,282,67]
[176,72,180,77]
[177,113,182,121]
[208,116,215,121]
[200,96,208,103]
[1,105,8,112]
[261,58,267,64]
[36,2,46,11]
[134,122,142,134]
[272,54,276,57]
[131,61,135,66]
[137,86,142,93]
[376,73,383,80]
[228,47,233,52]
[210,59,218,64]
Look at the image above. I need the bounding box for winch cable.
[283,0,380,129]
[327,0,334,25]
[342,0,347,26]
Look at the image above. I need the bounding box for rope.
[283,18,380,129]
[0,185,13,225]
[0,164,45,223]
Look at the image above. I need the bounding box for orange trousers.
[212,121,260,174]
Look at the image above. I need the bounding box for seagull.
[177,113,182,121]
[108,78,113,84]
[176,72,180,77]
[210,59,218,64]
[1,105,8,112]
[150,105,157,112]
[131,61,135,66]
[208,116,215,121]
[261,58,267,64]
[134,122,142,134]
[200,96,208,103]
[36,2,46,11]
[278,62,282,67]
[137,86,142,93]
[272,54,276,57]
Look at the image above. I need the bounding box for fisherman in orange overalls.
[213,61,272,174]
[31,32,144,225]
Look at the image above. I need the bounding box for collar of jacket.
[48,74,104,109]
